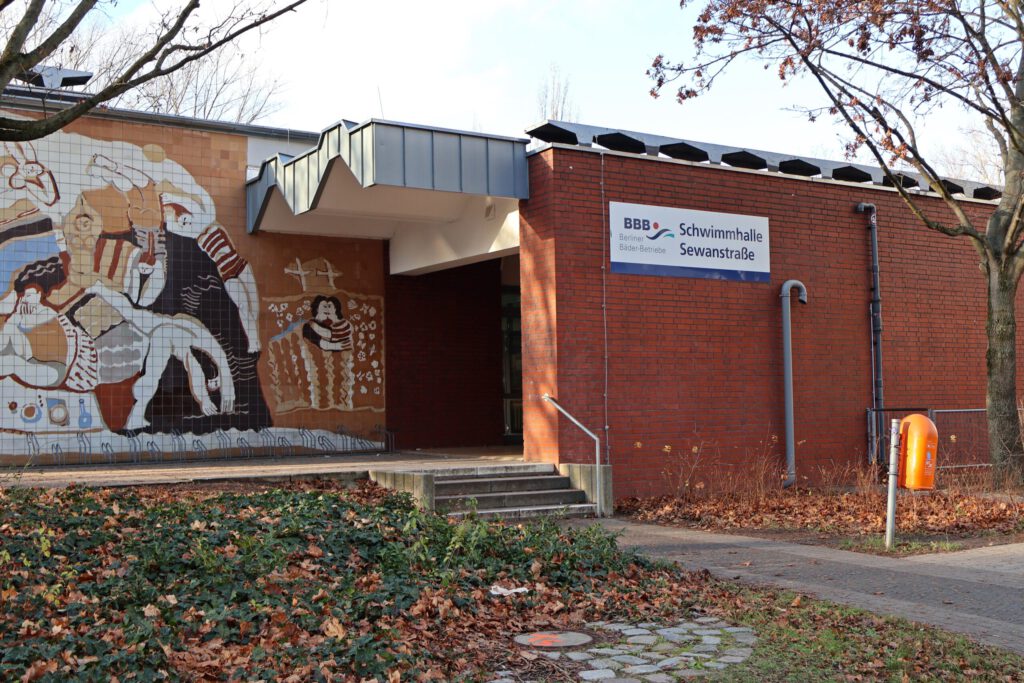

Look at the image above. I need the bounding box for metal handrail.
[541,394,605,516]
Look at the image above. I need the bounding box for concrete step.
[448,503,597,521]
[435,474,572,496]
[436,488,588,512]
[431,464,555,480]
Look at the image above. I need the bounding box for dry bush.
[937,465,996,495]
[689,431,785,505]
[659,437,714,502]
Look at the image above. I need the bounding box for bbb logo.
[624,217,654,230]
[624,217,674,240]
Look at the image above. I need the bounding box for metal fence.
[867,407,988,469]
[866,407,928,465]
[927,409,989,470]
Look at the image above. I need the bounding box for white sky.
[112,0,979,164]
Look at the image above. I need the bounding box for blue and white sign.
[609,202,770,282]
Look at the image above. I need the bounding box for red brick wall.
[521,147,1003,498]
[521,151,560,465]
[385,260,505,449]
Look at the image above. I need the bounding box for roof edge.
[1,86,320,141]
[531,142,1001,206]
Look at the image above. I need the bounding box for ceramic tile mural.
[0,116,385,463]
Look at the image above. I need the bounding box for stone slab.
[588,658,623,670]
[567,651,595,662]
[642,675,675,683]
[621,664,661,675]
[626,635,657,645]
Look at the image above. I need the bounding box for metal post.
[858,202,885,465]
[885,418,901,550]
[780,280,808,488]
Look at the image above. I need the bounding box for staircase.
[434,464,596,520]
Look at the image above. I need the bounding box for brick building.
[0,92,1005,500]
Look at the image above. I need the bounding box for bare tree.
[650,0,1024,480]
[537,64,579,122]
[104,42,284,124]
[935,129,1005,186]
[12,11,286,124]
[0,0,312,140]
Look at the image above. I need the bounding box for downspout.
[780,279,808,489]
[857,202,884,464]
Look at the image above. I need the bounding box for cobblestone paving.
[490,614,757,682]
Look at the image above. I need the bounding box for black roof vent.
[526,122,579,145]
[882,173,919,189]
[832,165,873,183]
[16,66,92,89]
[660,141,709,162]
[778,158,821,177]
[973,186,1002,200]
[594,132,646,154]
[720,150,767,170]
[939,179,965,195]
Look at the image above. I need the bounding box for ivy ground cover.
[0,482,702,681]
[2,481,1024,681]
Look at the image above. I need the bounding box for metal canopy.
[525,119,1001,201]
[247,119,530,234]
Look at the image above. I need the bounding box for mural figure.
[160,190,261,353]
[1,142,59,228]
[303,295,353,352]
[0,284,87,390]
[82,154,261,353]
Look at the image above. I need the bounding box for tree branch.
[786,28,984,252]
[0,0,47,86]
[0,0,311,140]
[4,0,100,88]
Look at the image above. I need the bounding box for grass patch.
[837,535,966,556]
[709,586,1024,682]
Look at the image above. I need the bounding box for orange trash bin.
[898,414,938,490]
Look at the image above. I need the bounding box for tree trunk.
[986,269,1024,483]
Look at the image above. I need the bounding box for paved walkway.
[2,449,527,488]
[580,519,1024,656]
